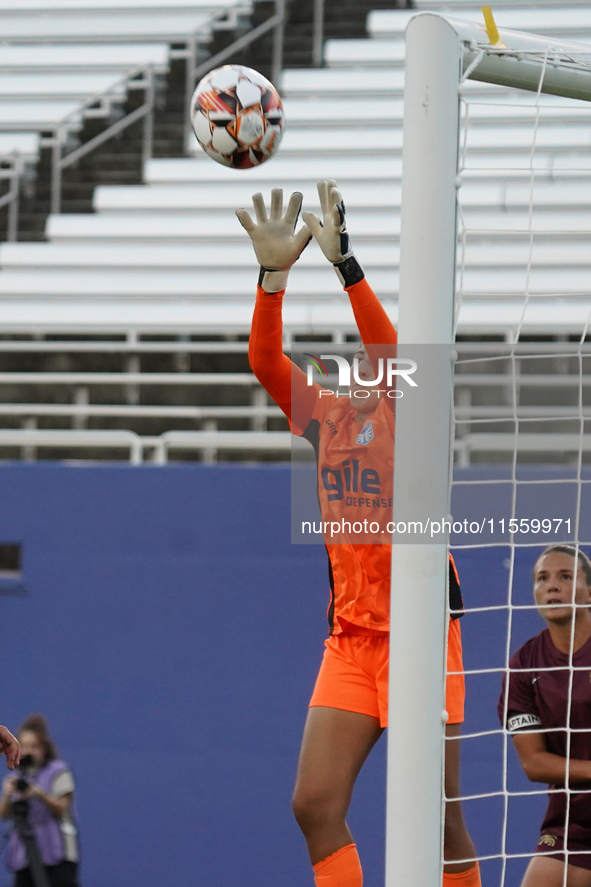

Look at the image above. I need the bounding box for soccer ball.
[190,64,284,169]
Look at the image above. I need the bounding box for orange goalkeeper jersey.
[301,391,394,634]
[249,277,462,635]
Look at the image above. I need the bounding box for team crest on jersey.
[539,835,557,848]
[356,420,374,446]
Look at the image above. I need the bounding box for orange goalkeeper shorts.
[309,618,465,728]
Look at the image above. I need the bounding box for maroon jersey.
[499,630,591,842]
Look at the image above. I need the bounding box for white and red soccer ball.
[191,64,284,169]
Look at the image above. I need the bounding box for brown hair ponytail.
[17,714,58,766]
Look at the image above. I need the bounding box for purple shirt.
[6,760,76,872]
[499,629,591,842]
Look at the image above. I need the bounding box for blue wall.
[0,464,582,887]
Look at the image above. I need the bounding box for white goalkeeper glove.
[236,188,311,293]
[302,179,365,287]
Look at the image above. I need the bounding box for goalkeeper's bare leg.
[292,706,380,887]
[292,706,383,867]
[292,709,480,886]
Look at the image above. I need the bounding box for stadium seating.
[0,133,39,160]
[0,44,169,199]
[0,44,169,72]
[0,15,216,43]
[1,0,591,462]
[0,101,109,132]
[43,2,590,341]
[0,0,242,150]
[0,0,245,8]
[0,1,248,232]
[0,74,131,101]
[0,0,248,43]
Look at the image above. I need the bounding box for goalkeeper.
[238,181,481,887]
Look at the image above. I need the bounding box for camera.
[10,754,51,887]
[14,754,34,793]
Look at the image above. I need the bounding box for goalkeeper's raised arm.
[237,188,315,432]
[304,179,398,349]
[238,182,399,427]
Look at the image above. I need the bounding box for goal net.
[389,13,591,887]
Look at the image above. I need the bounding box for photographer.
[1,716,79,887]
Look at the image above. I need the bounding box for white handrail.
[151,430,292,463]
[0,341,588,355]
[454,433,591,468]
[0,428,143,462]
[0,425,588,465]
[3,370,591,387]
[50,63,155,213]
[0,428,295,464]
[0,404,280,418]
[0,371,256,384]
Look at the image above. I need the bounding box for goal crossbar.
[456,14,591,101]
[387,12,591,887]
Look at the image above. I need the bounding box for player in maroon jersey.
[499,544,591,886]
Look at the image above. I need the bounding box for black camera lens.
[14,754,34,793]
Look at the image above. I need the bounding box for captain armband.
[507,712,543,733]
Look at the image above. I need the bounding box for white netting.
[450,41,591,887]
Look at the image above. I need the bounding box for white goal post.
[387,13,591,887]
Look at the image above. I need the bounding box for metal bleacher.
[16,4,591,337]
[2,1,591,463]
[0,0,249,234]
[0,0,246,42]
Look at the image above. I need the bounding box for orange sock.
[443,862,481,887]
[313,843,363,887]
